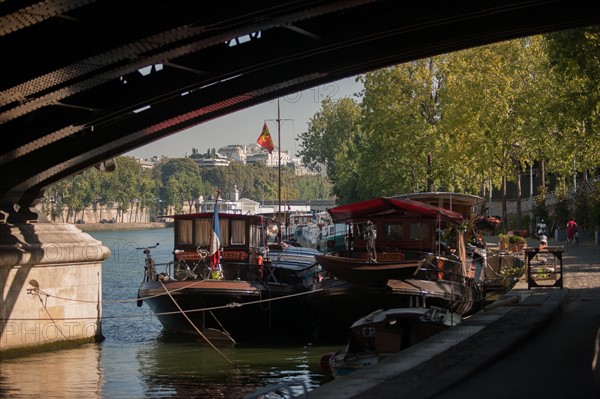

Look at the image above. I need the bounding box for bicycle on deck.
[136,243,160,282]
[172,247,212,280]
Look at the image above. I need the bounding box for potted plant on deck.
[508,234,527,253]
[498,233,509,250]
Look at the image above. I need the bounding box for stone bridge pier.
[0,222,110,352]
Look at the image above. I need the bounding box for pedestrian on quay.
[538,235,548,250]
[566,217,578,246]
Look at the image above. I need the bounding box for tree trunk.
[540,159,546,192]
[516,164,522,230]
[502,174,507,232]
[427,153,434,192]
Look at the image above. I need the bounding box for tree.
[297,96,363,203]
[137,173,158,222]
[358,58,451,198]
[164,175,185,214]
[156,158,201,212]
[110,157,144,221]
[443,38,548,230]
[544,26,600,184]
[48,177,72,222]
[158,158,200,183]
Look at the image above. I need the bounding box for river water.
[0,228,340,398]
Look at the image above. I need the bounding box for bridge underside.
[1,0,599,222]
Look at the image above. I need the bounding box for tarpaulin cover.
[326,197,464,224]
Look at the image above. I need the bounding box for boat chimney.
[232,184,239,201]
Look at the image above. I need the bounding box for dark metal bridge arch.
[1,0,599,222]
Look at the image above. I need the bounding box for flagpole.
[260,100,291,244]
[209,189,221,270]
[277,99,282,242]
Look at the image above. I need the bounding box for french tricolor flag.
[209,195,221,269]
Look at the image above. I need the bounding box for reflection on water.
[0,229,339,398]
[136,339,336,398]
[0,339,337,398]
[0,344,103,398]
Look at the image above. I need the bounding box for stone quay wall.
[0,223,110,352]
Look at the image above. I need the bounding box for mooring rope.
[148,287,324,316]
[31,279,208,304]
[159,280,236,366]
[27,287,73,341]
[5,287,324,321]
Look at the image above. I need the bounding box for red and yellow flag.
[256,122,275,154]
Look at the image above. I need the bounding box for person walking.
[566,217,578,246]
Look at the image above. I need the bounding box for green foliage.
[544,27,600,178]
[296,28,600,208]
[574,190,592,231]
[296,97,363,203]
[44,155,334,218]
[46,28,600,219]
[358,58,452,197]
[533,187,550,222]
[552,188,571,229]
[574,181,600,231]
[501,265,525,278]
[45,156,161,222]
[589,183,600,229]
[508,234,527,245]
[199,163,331,202]
[499,233,526,247]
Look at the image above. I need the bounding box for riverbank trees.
[42,157,332,223]
[297,26,600,232]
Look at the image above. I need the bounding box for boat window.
[249,224,260,247]
[177,220,193,244]
[193,218,211,246]
[231,220,245,245]
[220,219,229,246]
[384,223,404,240]
[409,223,429,240]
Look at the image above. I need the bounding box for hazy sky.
[126,76,363,159]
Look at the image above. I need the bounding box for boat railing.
[328,248,437,262]
[141,261,168,282]
[173,249,216,279]
[261,263,322,287]
[414,255,468,283]
[142,253,322,286]
[143,260,217,282]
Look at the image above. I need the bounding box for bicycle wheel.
[174,261,191,280]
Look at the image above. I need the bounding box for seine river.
[0,228,340,398]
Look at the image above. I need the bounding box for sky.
[126,76,363,159]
